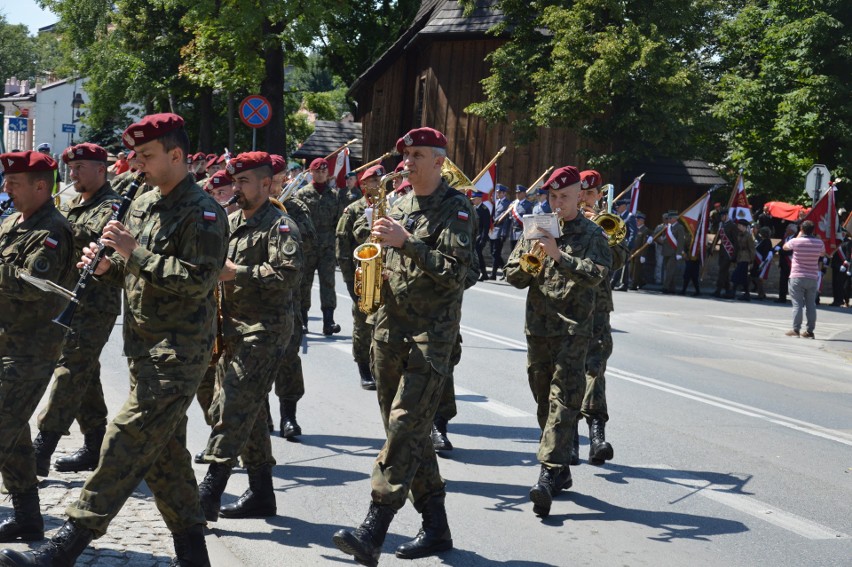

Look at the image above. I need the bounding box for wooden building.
[291,120,363,167]
[349,0,726,213]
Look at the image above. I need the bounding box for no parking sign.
[239,95,272,129]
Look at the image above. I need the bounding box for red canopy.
[764,201,811,221]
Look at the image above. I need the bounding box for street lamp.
[70,92,84,144]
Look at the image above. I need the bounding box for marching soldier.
[32,143,121,479]
[196,152,302,523]
[295,158,346,336]
[0,151,75,542]
[657,211,685,294]
[629,212,650,289]
[611,199,637,291]
[489,184,511,279]
[272,159,317,439]
[335,164,385,390]
[0,113,228,566]
[505,166,612,518]
[510,185,532,251]
[472,191,491,281]
[333,127,473,565]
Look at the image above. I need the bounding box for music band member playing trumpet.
[196,151,303,523]
[0,151,74,543]
[333,127,474,566]
[32,143,122,480]
[505,166,612,519]
[0,113,228,567]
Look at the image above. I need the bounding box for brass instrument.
[593,212,627,247]
[353,170,408,314]
[519,242,548,276]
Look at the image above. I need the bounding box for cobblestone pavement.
[1,427,175,566]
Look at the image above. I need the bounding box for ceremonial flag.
[623,177,641,215]
[474,163,497,214]
[802,184,838,256]
[330,147,351,189]
[728,172,752,222]
[756,249,774,280]
[679,191,712,262]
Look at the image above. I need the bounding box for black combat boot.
[570,422,580,466]
[0,490,43,543]
[32,431,61,478]
[588,418,614,465]
[279,400,301,439]
[322,308,341,336]
[54,426,105,473]
[431,416,453,451]
[0,519,93,566]
[332,502,395,567]
[529,465,570,518]
[395,492,453,559]
[168,524,210,567]
[357,362,376,390]
[197,462,232,522]
[219,464,276,519]
[194,450,206,465]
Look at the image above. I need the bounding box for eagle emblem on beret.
[123,133,135,147]
[226,162,236,175]
[403,134,413,146]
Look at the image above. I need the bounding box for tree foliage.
[713,0,852,202]
[0,14,68,84]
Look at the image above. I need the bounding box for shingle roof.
[421,1,503,35]
[624,158,727,187]
[291,121,362,162]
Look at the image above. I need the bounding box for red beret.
[309,158,329,171]
[393,161,405,173]
[122,113,185,149]
[396,127,447,153]
[579,170,601,190]
[0,150,57,174]
[396,180,411,194]
[205,155,219,169]
[206,153,216,160]
[361,165,385,180]
[205,170,233,190]
[191,152,207,162]
[127,151,136,160]
[62,143,108,163]
[270,154,286,175]
[226,151,273,175]
[545,166,581,191]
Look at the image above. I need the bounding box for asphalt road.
[92,271,851,566]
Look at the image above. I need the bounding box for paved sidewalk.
[1,427,175,566]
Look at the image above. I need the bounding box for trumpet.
[519,210,561,276]
[353,170,409,314]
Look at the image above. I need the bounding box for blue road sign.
[239,95,272,129]
[62,123,77,133]
[8,117,27,132]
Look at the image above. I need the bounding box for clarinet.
[53,172,146,330]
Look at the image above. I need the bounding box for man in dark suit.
[489,184,511,279]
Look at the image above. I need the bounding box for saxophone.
[353,170,408,314]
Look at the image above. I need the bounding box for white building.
[1,77,88,155]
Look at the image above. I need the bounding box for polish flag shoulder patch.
[202,210,217,222]
[279,221,290,233]
[44,236,59,249]
[457,210,469,221]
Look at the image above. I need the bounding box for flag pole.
[706,170,742,261]
[495,166,554,225]
[611,173,645,204]
[324,138,358,160]
[629,189,713,261]
[351,151,392,174]
[471,146,507,185]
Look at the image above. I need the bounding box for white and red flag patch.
[279,221,290,233]
[203,210,217,222]
[457,210,469,221]
[44,236,59,249]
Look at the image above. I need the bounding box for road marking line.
[454,386,533,418]
[608,368,852,447]
[460,324,527,349]
[468,285,525,301]
[636,465,849,540]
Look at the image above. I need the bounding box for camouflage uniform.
[274,197,316,404]
[583,242,628,422]
[505,214,611,468]
[0,200,75,493]
[204,202,302,469]
[294,183,345,313]
[370,180,473,510]
[38,183,122,437]
[65,174,227,537]
[335,195,372,366]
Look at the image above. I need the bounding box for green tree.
[461,0,723,170]
[0,16,38,83]
[713,0,852,203]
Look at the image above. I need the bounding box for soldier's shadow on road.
[286,433,384,455]
[266,463,368,492]
[594,462,755,496]
[544,492,748,542]
[448,422,541,443]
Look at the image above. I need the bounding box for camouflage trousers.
[582,310,611,422]
[371,339,450,511]
[274,317,305,402]
[345,280,373,365]
[300,242,337,312]
[526,335,588,468]
[435,334,463,422]
[205,333,287,470]
[0,356,57,493]
[66,356,207,538]
[37,313,117,435]
[195,365,217,427]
